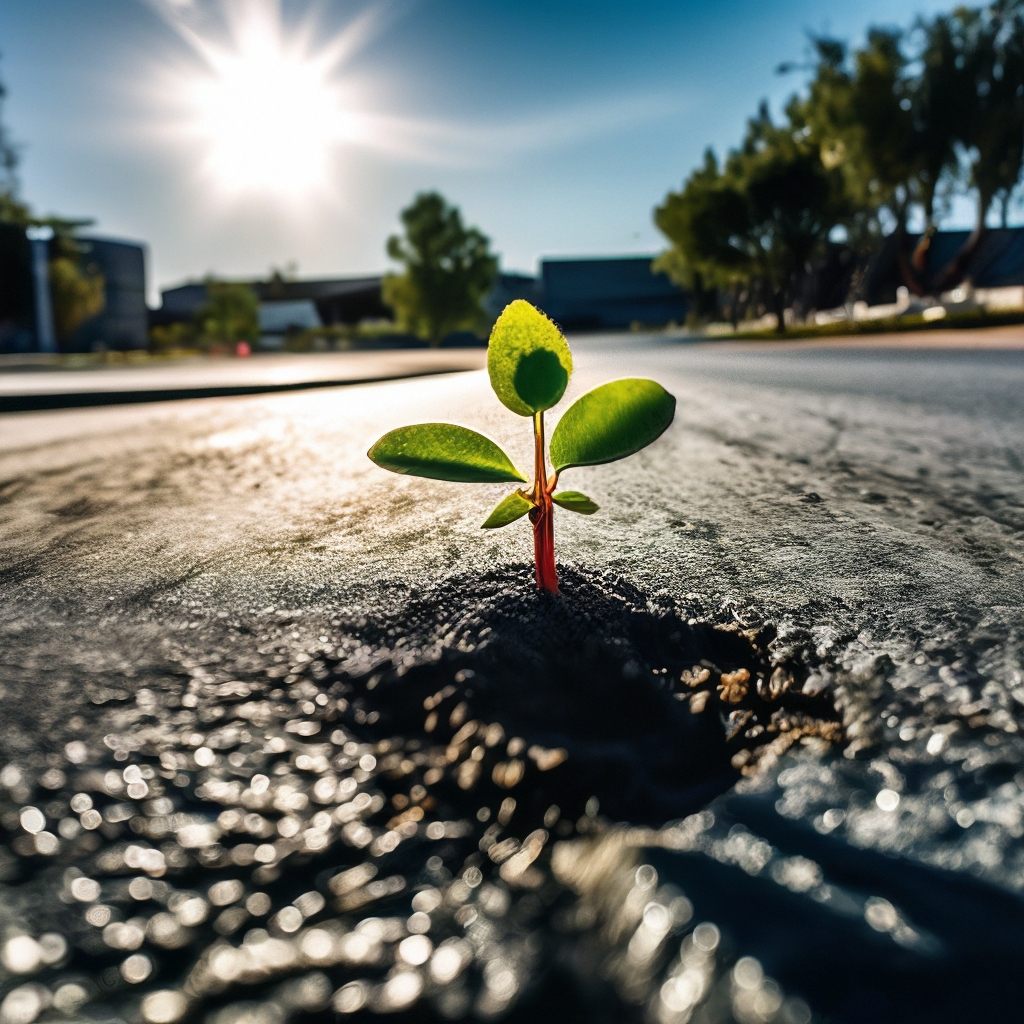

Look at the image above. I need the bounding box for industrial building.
[0,228,148,353]
[538,256,688,329]
[72,237,148,351]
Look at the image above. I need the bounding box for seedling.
[368,300,676,593]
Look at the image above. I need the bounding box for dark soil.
[330,566,841,831]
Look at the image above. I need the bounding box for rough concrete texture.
[1,338,1024,1023]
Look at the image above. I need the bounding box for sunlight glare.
[177,3,358,196]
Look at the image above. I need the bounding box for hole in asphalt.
[333,566,843,829]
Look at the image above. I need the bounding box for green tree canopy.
[794,4,1024,293]
[655,105,846,332]
[0,53,19,200]
[664,1,1024,316]
[383,192,498,346]
[1,55,107,349]
[195,281,259,347]
[791,31,916,238]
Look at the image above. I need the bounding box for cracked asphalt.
[2,336,1024,1023]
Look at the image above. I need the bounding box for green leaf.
[487,300,572,416]
[481,490,534,529]
[549,378,676,472]
[552,490,599,515]
[368,423,526,483]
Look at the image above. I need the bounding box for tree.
[972,3,1024,229]
[930,3,1024,287]
[194,281,259,348]
[655,105,845,333]
[383,192,498,346]
[795,6,1024,296]
[793,30,934,293]
[653,149,753,326]
[796,32,916,236]
[903,16,967,243]
[0,57,107,348]
[0,205,107,348]
[49,236,105,344]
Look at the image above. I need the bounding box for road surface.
[2,336,1024,1023]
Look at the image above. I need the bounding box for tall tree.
[796,31,917,236]
[932,3,1024,287]
[797,9,1024,295]
[656,105,845,333]
[383,192,498,346]
[653,149,753,325]
[0,57,107,348]
[905,14,968,241]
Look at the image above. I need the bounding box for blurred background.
[1,0,1023,356]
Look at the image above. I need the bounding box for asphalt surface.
[2,336,1024,1023]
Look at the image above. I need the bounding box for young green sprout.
[367,300,676,593]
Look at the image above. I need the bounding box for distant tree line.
[655,0,1024,331]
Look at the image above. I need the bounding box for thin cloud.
[351,93,688,168]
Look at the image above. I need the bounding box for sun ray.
[146,0,385,198]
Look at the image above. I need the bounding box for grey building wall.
[69,237,148,351]
[156,277,390,328]
[539,257,688,330]
[156,283,208,322]
[484,273,544,320]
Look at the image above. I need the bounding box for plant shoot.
[368,301,676,593]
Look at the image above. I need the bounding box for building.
[154,258,689,342]
[155,275,389,330]
[256,299,321,349]
[256,275,388,325]
[70,237,148,352]
[484,272,543,321]
[0,230,148,353]
[538,256,688,330]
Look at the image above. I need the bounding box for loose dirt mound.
[331,566,841,830]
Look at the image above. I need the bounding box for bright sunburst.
[154,0,370,197]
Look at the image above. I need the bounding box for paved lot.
[2,335,1024,1021]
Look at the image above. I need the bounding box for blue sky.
[0,0,958,300]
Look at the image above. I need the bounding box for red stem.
[530,412,558,593]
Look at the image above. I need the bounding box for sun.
[167,2,361,196]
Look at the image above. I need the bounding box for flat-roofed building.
[156,275,389,329]
[539,256,688,330]
[71,237,148,351]
[0,230,148,352]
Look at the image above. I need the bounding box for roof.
[254,276,383,302]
